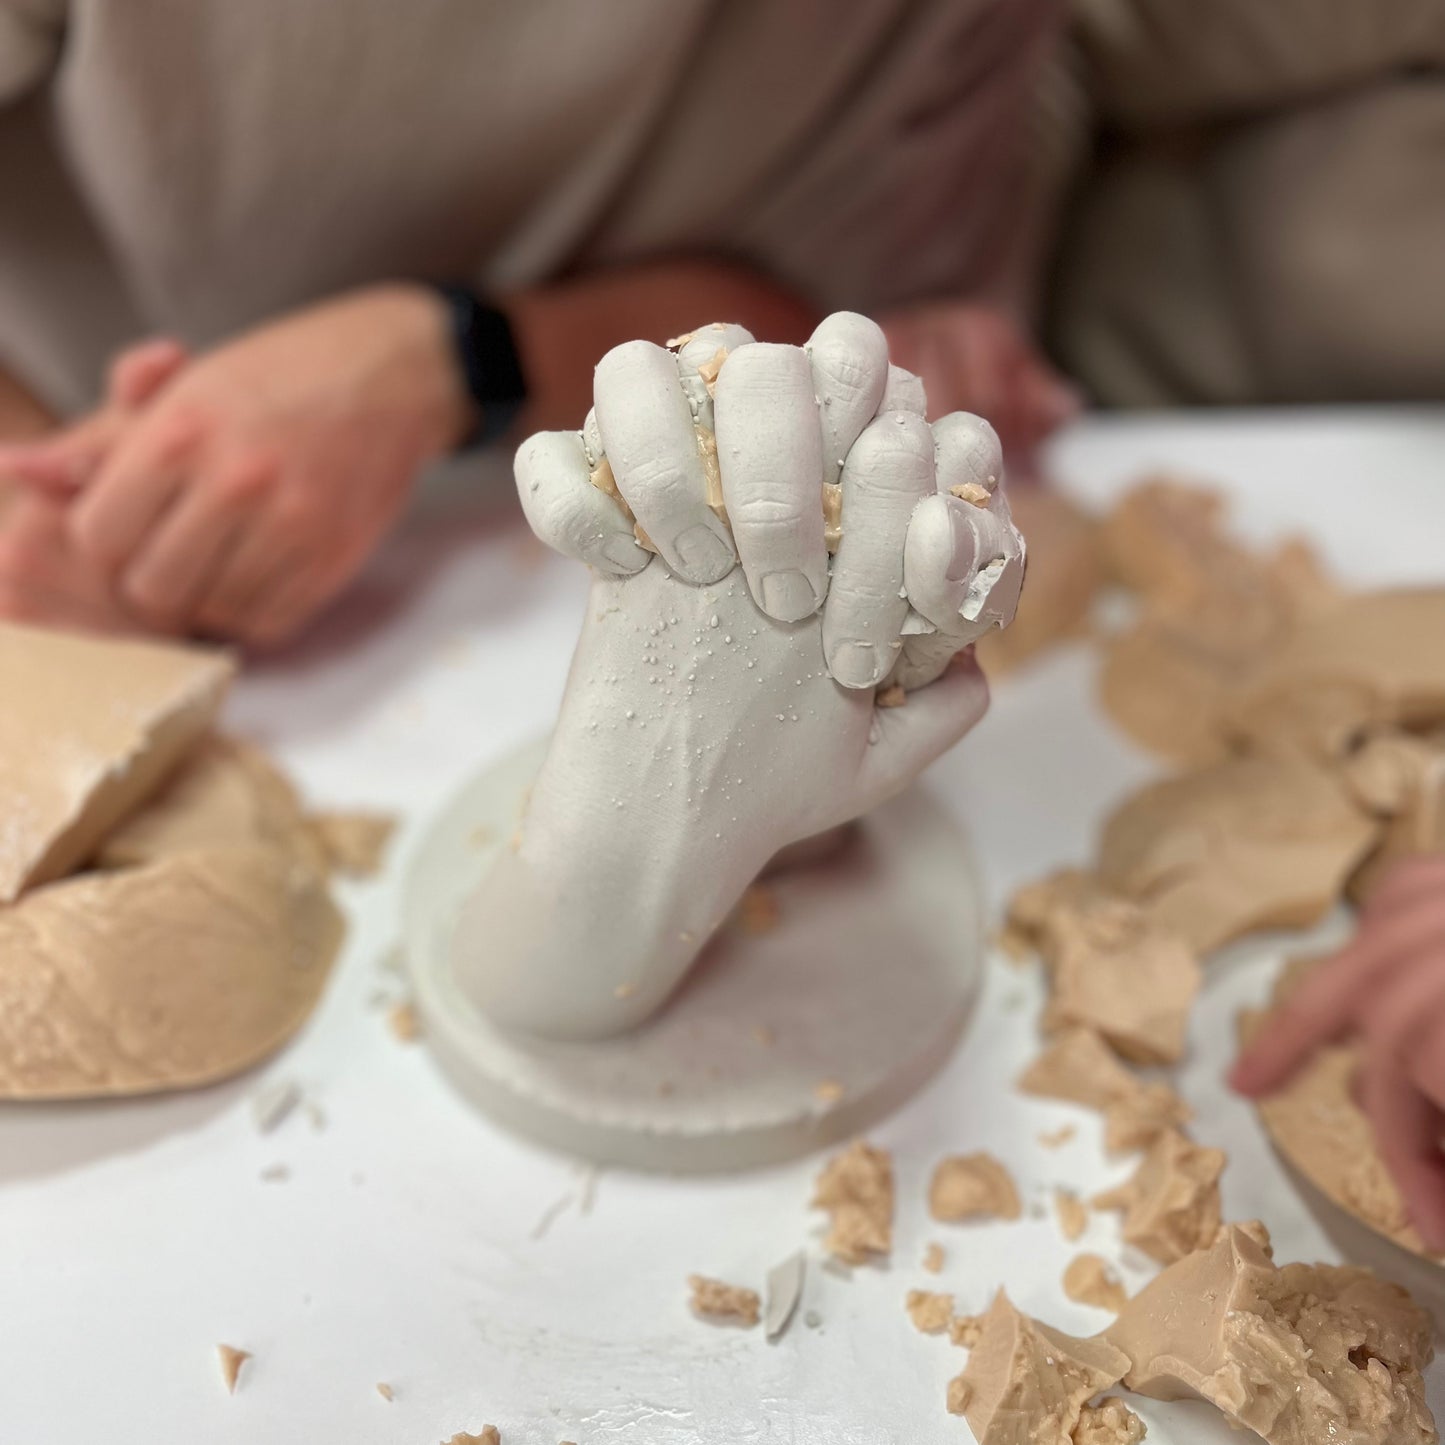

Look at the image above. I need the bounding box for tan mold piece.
[956,1289,1130,1445]
[1341,730,1445,902]
[1091,1130,1224,1264]
[97,734,325,875]
[812,1140,893,1264]
[216,1344,251,1394]
[0,846,343,1099]
[1072,1398,1147,1445]
[976,487,1103,676]
[1056,1189,1088,1242]
[308,810,395,878]
[0,623,234,902]
[1099,617,1237,767]
[1106,1224,1436,1445]
[950,1312,985,1349]
[1102,1082,1192,1156]
[1063,1254,1128,1314]
[1096,753,1379,954]
[906,1289,954,1335]
[1002,869,1111,961]
[445,1430,502,1445]
[947,1372,974,1416]
[1096,481,1343,763]
[1018,1025,1141,1112]
[929,1153,1022,1223]
[1040,898,1201,1065]
[922,1241,946,1274]
[1242,964,1443,1263]
[1040,1124,1077,1149]
[1226,588,1445,756]
[688,1274,760,1327]
[375,1381,394,1401]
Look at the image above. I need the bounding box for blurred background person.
[1047,0,1445,406]
[0,0,1069,646]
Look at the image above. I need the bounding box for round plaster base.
[403,739,984,1173]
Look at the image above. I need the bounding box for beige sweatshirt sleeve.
[0,0,65,105]
[1076,0,1445,127]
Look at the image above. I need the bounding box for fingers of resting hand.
[515,429,648,576]
[68,411,203,572]
[1364,854,1445,921]
[1361,976,1445,1250]
[713,343,826,621]
[1229,905,1445,1095]
[120,459,271,628]
[823,410,935,688]
[861,650,989,804]
[0,409,129,497]
[594,340,734,585]
[194,532,304,638]
[807,312,889,486]
[108,336,188,408]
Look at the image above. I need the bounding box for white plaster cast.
[455,314,1023,1040]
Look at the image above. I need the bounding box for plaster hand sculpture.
[453,314,1023,1040]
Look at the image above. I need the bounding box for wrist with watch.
[430,282,529,452]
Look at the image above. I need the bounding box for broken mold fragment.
[812,1140,893,1264]
[929,1153,1022,1223]
[1091,1130,1224,1265]
[1097,753,1379,954]
[1106,1224,1436,1445]
[957,1290,1130,1445]
[0,623,234,902]
[0,846,343,1099]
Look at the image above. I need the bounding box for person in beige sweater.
[0,0,1074,645]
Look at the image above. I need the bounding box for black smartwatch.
[432,283,529,451]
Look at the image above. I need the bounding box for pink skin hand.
[1230,852,1445,1253]
[879,302,1080,477]
[6,286,466,648]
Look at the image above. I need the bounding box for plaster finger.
[515,429,649,576]
[807,311,889,487]
[878,363,927,417]
[904,492,1024,645]
[861,650,989,804]
[594,339,735,585]
[674,321,755,433]
[934,411,1004,499]
[822,410,935,688]
[714,343,827,622]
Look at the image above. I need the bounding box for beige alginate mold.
[1106,1224,1436,1445]
[0,846,342,1098]
[1091,1129,1225,1265]
[454,313,1024,1040]
[955,1289,1130,1445]
[1096,752,1379,955]
[0,622,234,902]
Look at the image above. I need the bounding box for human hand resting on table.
[453,312,1024,1040]
[0,338,188,633]
[1232,853,1445,1252]
[881,302,1080,476]
[0,286,466,646]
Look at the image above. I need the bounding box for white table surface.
[3,407,1443,1445]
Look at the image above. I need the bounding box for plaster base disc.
[404,739,984,1173]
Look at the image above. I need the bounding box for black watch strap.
[433,283,528,451]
